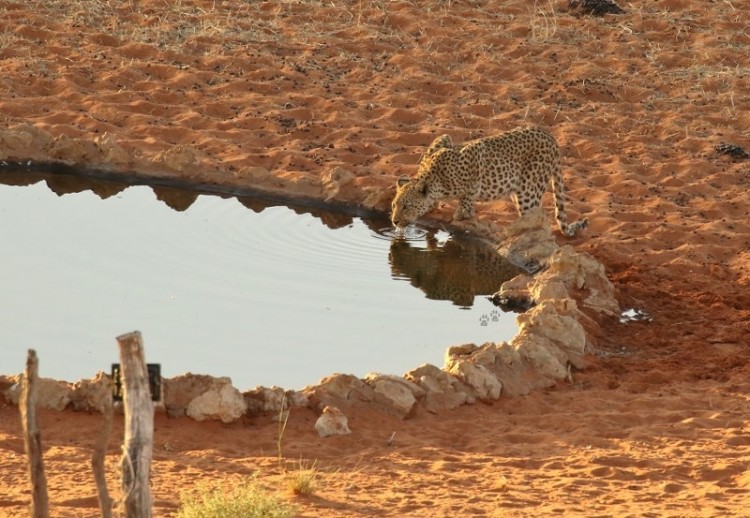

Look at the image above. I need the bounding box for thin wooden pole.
[91,377,114,518]
[116,331,153,518]
[20,349,50,518]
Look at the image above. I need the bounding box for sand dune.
[1,0,749,516]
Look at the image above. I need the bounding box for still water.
[0,170,520,389]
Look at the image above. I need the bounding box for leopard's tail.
[550,161,588,237]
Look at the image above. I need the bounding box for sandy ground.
[1,0,749,516]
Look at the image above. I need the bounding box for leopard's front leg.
[453,196,475,220]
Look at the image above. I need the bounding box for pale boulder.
[186,381,247,423]
[4,375,71,411]
[447,361,502,401]
[69,372,113,413]
[365,373,424,418]
[315,406,351,437]
[405,364,472,413]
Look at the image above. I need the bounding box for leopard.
[391,126,588,237]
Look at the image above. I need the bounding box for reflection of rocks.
[152,185,199,212]
[0,167,128,199]
[389,236,522,307]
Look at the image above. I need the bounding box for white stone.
[447,361,502,401]
[186,382,247,423]
[4,376,71,411]
[366,374,421,418]
[315,406,351,437]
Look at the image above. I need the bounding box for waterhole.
[0,168,521,389]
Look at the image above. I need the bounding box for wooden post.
[117,331,153,518]
[20,349,50,518]
[91,376,114,518]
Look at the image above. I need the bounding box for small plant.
[176,477,296,518]
[286,460,319,497]
[275,397,320,497]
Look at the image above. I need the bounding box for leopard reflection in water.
[388,233,522,307]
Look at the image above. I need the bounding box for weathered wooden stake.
[116,331,154,518]
[91,377,114,518]
[20,349,50,518]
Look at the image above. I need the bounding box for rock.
[446,361,502,401]
[163,373,235,418]
[315,406,351,437]
[517,300,585,348]
[69,372,113,413]
[4,375,71,411]
[444,343,479,364]
[535,246,619,315]
[155,144,199,172]
[186,381,247,423]
[497,207,559,268]
[443,342,555,398]
[322,166,355,201]
[490,274,535,312]
[0,124,53,160]
[365,373,424,418]
[243,386,307,416]
[47,133,101,164]
[0,375,15,403]
[94,132,132,166]
[238,166,272,181]
[304,373,374,412]
[405,364,471,413]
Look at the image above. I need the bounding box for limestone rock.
[497,207,559,268]
[243,386,307,416]
[0,124,53,160]
[163,373,236,418]
[535,246,619,315]
[365,373,424,418]
[304,373,375,412]
[405,364,472,412]
[186,381,247,423]
[155,144,199,172]
[444,343,479,364]
[322,166,355,201]
[69,372,113,413]
[4,375,71,411]
[446,361,502,401]
[517,300,586,356]
[510,299,588,379]
[244,386,286,415]
[0,375,15,403]
[237,166,272,181]
[94,132,132,166]
[47,133,101,164]
[315,406,351,437]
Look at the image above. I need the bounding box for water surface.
[0,170,520,389]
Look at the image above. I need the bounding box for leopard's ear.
[423,134,453,159]
[397,175,411,187]
[415,179,429,197]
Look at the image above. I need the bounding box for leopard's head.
[391,138,457,228]
[391,175,435,228]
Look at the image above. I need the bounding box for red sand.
[1,1,749,516]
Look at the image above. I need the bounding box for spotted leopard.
[391,126,588,237]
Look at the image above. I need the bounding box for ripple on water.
[371,225,431,242]
[0,172,520,389]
